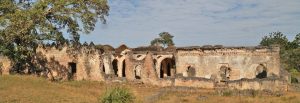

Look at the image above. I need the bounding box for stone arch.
[112,59,118,76]
[187,66,196,77]
[160,58,175,78]
[256,64,267,79]
[134,65,142,79]
[220,66,231,81]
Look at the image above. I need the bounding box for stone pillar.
[142,53,158,84]
[125,54,135,81]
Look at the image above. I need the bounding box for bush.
[291,76,298,83]
[100,87,135,103]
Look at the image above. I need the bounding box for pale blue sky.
[80,0,300,47]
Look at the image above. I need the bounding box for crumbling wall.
[102,53,115,75]
[124,53,136,81]
[36,46,72,80]
[76,48,104,81]
[36,45,105,81]
[227,78,288,91]
[141,52,159,84]
[154,54,174,78]
[176,46,281,81]
[174,77,215,89]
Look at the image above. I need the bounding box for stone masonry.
[0,44,289,91]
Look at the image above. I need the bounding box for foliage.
[151,32,174,47]
[260,32,290,49]
[291,76,299,83]
[0,0,109,73]
[260,32,300,82]
[100,87,135,103]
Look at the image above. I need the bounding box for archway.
[112,59,118,76]
[134,65,142,79]
[256,64,267,79]
[220,66,231,81]
[160,58,175,78]
[187,66,196,77]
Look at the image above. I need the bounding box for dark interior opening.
[167,63,171,76]
[256,64,267,79]
[68,62,76,79]
[112,59,118,76]
[160,64,163,78]
[134,70,141,79]
[256,70,267,79]
[69,62,77,74]
[122,60,126,77]
[160,58,175,78]
[102,64,105,73]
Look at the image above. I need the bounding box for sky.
[80,0,300,48]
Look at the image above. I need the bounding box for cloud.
[80,0,300,47]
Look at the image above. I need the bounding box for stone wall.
[36,45,105,81]
[0,45,289,91]
[227,78,288,91]
[176,46,281,81]
[174,77,215,89]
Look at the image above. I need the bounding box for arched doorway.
[112,59,118,76]
[256,64,267,79]
[134,65,142,79]
[160,58,175,78]
[187,66,196,77]
[220,66,231,81]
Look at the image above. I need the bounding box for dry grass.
[0,75,300,103]
[0,75,159,103]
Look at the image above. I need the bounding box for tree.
[150,32,174,47]
[259,32,300,80]
[260,32,289,49]
[0,0,109,73]
[292,33,300,47]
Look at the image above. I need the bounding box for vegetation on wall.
[260,32,300,81]
[0,0,109,73]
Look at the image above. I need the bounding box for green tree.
[260,32,300,80]
[150,32,174,47]
[292,33,300,47]
[260,32,289,49]
[0,0,109,73]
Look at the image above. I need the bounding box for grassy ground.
[0,75,300,103]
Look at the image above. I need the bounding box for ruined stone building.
[0,44,289,91]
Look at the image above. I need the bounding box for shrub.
[291,76,298,83]
[100,87,135,103]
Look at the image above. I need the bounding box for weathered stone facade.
[0,44,289,91]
